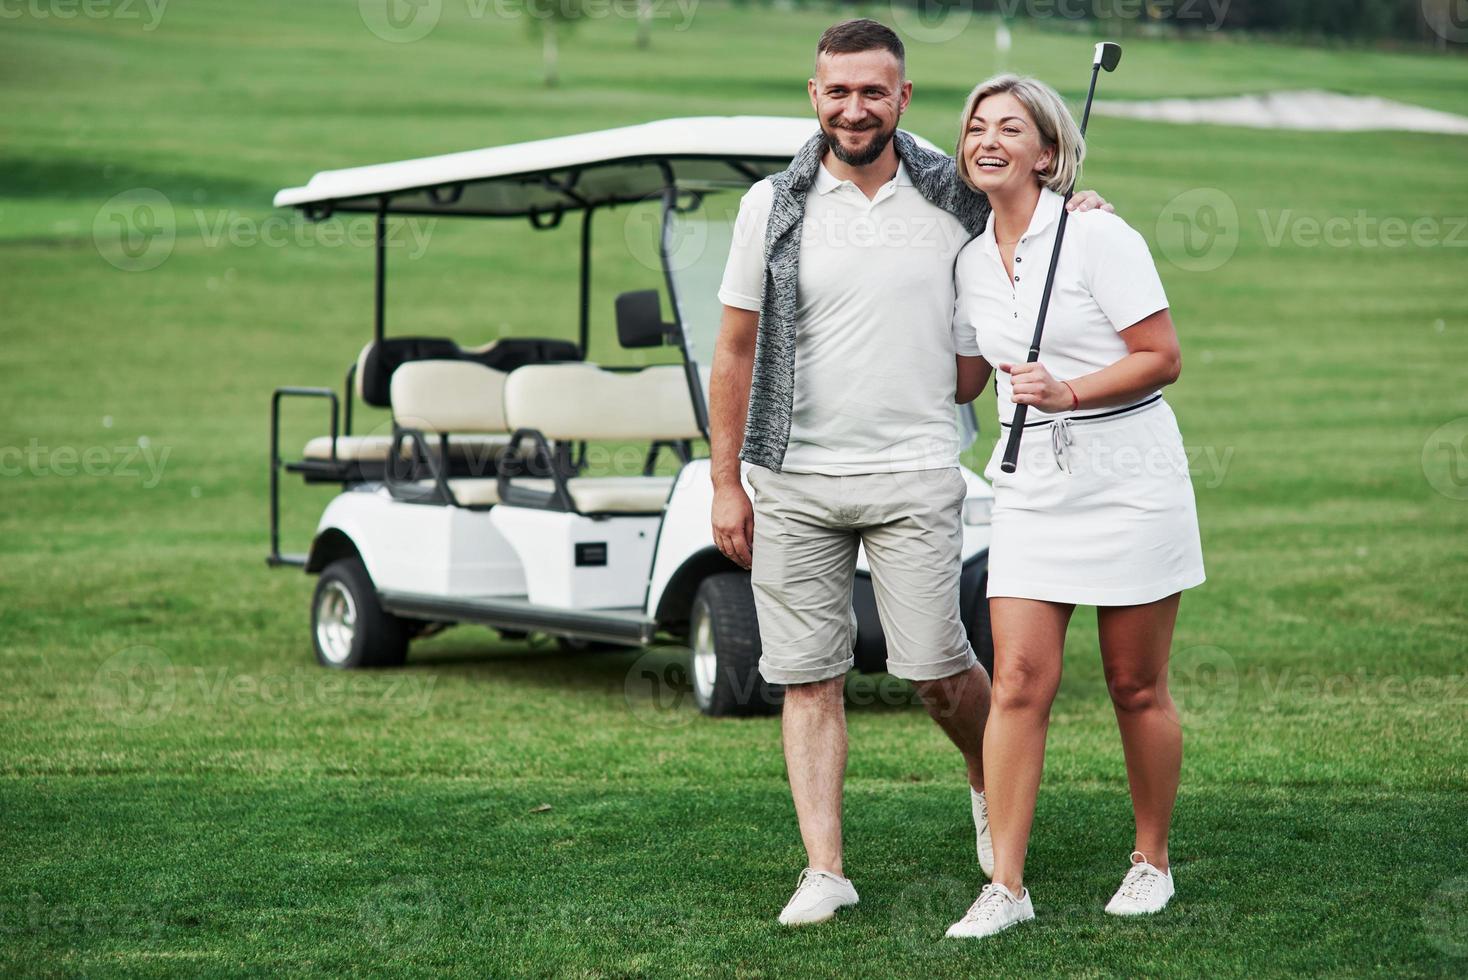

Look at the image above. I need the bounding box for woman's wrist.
[1062,381,1080,412]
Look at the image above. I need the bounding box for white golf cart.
[267,117,996,716]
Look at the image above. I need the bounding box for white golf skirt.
[984,397,1206,607]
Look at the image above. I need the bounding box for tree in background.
[637,0,653,48]
[523,0,585,87]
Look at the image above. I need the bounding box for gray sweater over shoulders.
[738,129,992,472]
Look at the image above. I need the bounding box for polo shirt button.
[1015,256,1022,263]
[1014,276,1020,282]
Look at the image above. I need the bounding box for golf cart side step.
[379,591,656,645]
[268,553,308,568]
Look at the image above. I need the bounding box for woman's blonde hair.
[955,74,1085,194]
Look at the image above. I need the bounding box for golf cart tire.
[691,572,781,718]
[312,556,409,669]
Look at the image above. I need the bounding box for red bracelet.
[1063,381,1079,411]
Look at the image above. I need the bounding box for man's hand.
[709,304,759,570]
[712,483,754,570]
[1067,189,1113,213]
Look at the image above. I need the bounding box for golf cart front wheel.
[689,572,781,717]
[311,556,408,669]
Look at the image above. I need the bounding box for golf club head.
[1093,42,1123,72]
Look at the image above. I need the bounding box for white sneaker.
[945,882,1035,939]
[972,787,993,878]
[1105,851,1175,916]
[777,868,858,926]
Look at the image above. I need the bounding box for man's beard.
[821,119,897,167]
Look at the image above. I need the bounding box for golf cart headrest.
[360,337,460,408]
[461,337,581,373]
[358,336,582,409]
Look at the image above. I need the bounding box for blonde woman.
[945,74,1205,939]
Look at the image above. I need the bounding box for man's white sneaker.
[945,882,1035,939]
[777,868,859,926]
[1104,851,1175,916]
[972,787,993,878]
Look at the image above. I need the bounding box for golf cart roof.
[272,116,941,219]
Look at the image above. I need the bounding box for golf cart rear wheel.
[689,572,780,717]
[311,556,408,669]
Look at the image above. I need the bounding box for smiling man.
[706,19,1109,926]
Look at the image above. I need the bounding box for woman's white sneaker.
[972,787,994,878]
[778,868,859,926]
[1104,851,1174,916]
[945,882,1035,939]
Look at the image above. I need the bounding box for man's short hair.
[816,19,905,76]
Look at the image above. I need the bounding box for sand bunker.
[1092,90,1468,136]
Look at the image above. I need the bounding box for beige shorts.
[746,465,977,686]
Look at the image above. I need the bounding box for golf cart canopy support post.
[375,198,387,346]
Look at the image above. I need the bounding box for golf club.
[999,41,1122,474]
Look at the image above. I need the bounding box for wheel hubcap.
[316,580,357,665]
[691,604,717,706]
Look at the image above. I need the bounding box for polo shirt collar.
[978,185,1065,248]
[1026,186,1065,238]
[814,159,912,195]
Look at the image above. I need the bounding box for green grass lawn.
[2,2,1467,975]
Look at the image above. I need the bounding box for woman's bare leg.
[1097,593,1182,871]
[984,597,1075,894]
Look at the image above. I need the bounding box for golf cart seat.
[298,335,579,472]
[300,433,512,467]
[387,359,515,508]
[300,336,457,464]
[497,363,701,515]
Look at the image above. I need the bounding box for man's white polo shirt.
[719,161,972,475]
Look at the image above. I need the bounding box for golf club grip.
[1000,404,1028,472]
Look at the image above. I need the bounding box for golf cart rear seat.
[298,335,580,474]
[386,359,514,508]
[496,363,702,515]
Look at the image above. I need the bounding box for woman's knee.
[1106,672,1165,714]
[991,655,1060,713]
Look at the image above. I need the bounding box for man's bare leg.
[913,663,992,792]
[781,674,848,875]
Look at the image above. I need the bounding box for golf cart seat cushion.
[518,476,675,514]
[417,479,502,507]
[301,433,513,463]
[390,360,510,434]
[503,364,701,441]
[359,336,460,408]
[302,434,396,462]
